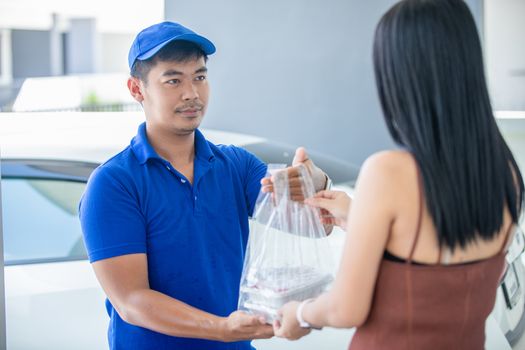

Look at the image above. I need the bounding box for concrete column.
[0,29,12,86]
[49,13,63,76]
[66,18,99,74]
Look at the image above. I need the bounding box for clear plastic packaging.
[238,164,335,322]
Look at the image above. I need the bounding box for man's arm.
[92,253,273,342]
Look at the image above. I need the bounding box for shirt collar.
[194,127,215,163]
[130,122,215,165]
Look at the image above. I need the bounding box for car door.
[1,160,108,350]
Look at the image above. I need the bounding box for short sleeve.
[79,166,147,263]
[232,147,267,217]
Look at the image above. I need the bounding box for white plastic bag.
[238,164,335,321]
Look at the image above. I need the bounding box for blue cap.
[128,21,216,69]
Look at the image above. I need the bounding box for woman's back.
[349,150,512,350]
[386,151,512,266]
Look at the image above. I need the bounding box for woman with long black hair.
[273,0,524,348]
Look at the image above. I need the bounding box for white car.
[0,112,521,349]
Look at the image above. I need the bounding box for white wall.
[99,33,134,74]
[485,0,525,111]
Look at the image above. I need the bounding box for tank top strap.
[499,222,515,254]
[407,162,424,264]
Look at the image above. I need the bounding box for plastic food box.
[240,266,333,321]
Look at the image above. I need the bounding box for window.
[2,178,87,264]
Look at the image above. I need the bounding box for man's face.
[138,57,209,136]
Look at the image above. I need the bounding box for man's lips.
[176,108,202,117]
[176,105,203,116]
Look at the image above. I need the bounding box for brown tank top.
[349,166,512,350]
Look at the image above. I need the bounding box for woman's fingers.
[314,190,345,199]
[305,197,336,211]
[272,319,282,336]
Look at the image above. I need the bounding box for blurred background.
[0,0,522,165]
[0,1,525,349]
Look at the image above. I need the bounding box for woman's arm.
[275,152,402,338]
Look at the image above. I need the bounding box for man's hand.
[220,311,274,342]
[260,147,328,201]
[291,147,328,192]
[259,147,333,234]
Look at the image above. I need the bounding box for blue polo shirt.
[79,123,267,350]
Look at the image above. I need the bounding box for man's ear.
[127,77,145,103]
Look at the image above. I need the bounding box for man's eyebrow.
[162,69,182,77]
[195,66,208,74]
[161,66,207,77]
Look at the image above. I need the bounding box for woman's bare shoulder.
[352,150,418,210]
[360,149,416,182]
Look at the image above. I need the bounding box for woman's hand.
[305,190,351,229]
[273,301,311,340]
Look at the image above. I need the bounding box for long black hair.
[373,0,524,250]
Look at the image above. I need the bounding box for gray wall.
[165,0,483,166]
[11,30,52,79]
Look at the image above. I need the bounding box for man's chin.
[171,116,202,135]
[175,127,197,136]
[173,122,201,136]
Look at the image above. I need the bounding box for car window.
[1,178,87,265]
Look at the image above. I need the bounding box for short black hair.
[130,40,208,82]
[373,0,524,250]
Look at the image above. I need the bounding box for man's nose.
[181,81,199,101]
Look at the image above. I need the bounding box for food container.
[240,266,333,321]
